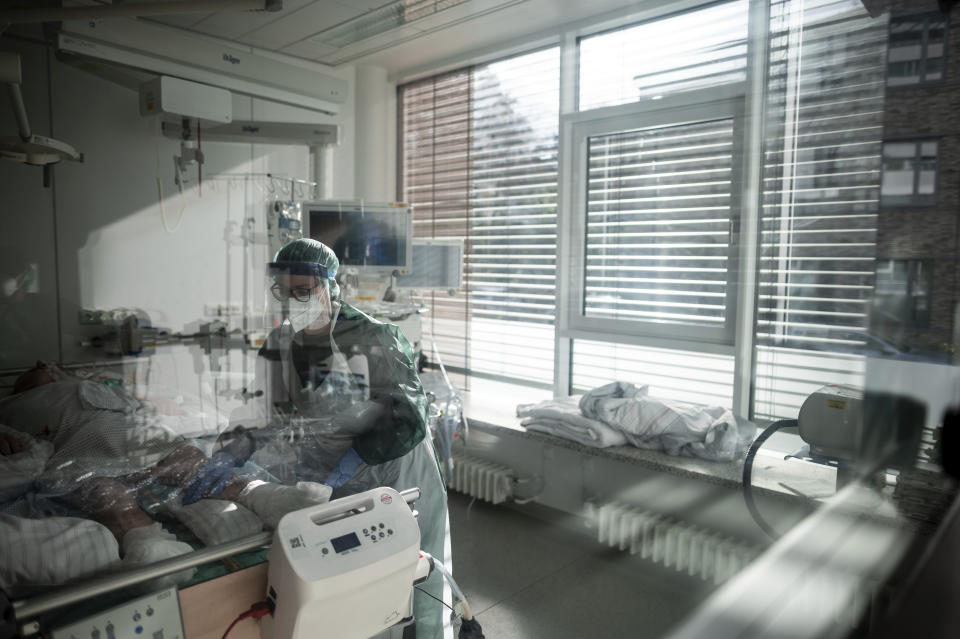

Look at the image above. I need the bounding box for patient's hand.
[0,432,23,455]
[151,444,208,485]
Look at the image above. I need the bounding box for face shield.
[264,261,334,335]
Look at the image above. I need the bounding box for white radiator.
[591,501,761,584]
[447,451,515,504]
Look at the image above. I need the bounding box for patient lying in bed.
[0,363,331,594]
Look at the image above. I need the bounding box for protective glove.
[324,447,364,488]
[182,450,236,505]
[236,480,332,529]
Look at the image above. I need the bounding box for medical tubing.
[431,334,454,394]
[154,119,186,234]
[742,418,797,540]
[419,551,471,620]
[429,328,468,442]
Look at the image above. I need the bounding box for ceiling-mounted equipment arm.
[7,84,31,142]
[0,0,282,24]
[2,53,30,142]
[1,52,82,174]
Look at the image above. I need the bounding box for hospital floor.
[447,492,715,639]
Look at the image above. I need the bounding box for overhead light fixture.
[0,52,82,185]
[310,0,470,49]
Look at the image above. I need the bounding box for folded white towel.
[517,398,628,448]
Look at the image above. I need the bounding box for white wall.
[0,39,60,370]
[0,34,374,411]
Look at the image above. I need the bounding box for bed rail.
[13,531,273,629]
[12,488,422,631]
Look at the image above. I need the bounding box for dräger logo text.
[222,53,241,64]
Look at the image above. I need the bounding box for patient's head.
[13,361,55,394]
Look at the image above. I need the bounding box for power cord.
[414,586,455,612]
[222,601,271,639]
[742,418,797,540]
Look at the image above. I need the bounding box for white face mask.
[288,293,330,333]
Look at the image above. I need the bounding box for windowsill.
[458,379,878,507]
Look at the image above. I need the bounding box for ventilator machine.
[262,486,482,639]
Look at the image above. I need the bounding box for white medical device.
[798,384,864,461]
[395,239,465,292]
[260,487,425,639]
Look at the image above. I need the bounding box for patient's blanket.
[0,380,183,495]
[579,382,744,461]
[517,397,628,448]
[0,514,120,595]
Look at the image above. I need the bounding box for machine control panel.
[50,588,184,639]
[299,518,398,559]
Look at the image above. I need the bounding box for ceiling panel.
[146,14,213,29]
[314,24,425,66]
[237,1,363,49]
[185,0,318,42]
[333,0,392,10]
[279,39,341,61]
[352,0,653,73]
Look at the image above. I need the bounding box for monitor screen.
[304,201,412,272]
[330,532,361,554]
[395,240,464,290]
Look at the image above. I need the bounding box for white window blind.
[400,48,560,387]
[570,2,749,405]
[584,116,739,336]
[755,0,888,421]
[578,0,748,111]
[572,339,735,407]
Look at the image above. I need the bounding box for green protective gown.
[234,301,452,639]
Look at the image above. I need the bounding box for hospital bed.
[0,361,257,629]
[7,486,474,639]
[0,356,466,639]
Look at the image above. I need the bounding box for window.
[578,0,748,111]
[400,48,560,387]
[887,12,948,87]
[563,1,750,406]
[880,140,938,207]
[872,259,932,329]
[400,0,894,418]
[564,96,744,347]
[754,0,889,421]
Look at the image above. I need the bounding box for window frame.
[559,84,748,353]
[879,138,940,208]
[885,11,950,88]
[872,258,934,329]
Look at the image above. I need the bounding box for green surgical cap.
[274,238,341,300]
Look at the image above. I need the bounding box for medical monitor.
[303,200,412,273]
[395,239,464,290]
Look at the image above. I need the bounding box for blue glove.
[182,450,236,505]
[324,448,364,489]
